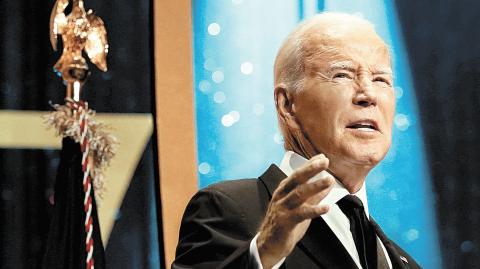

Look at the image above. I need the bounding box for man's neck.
[328,159,371,194]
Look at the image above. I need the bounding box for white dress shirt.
[249,151,392,269]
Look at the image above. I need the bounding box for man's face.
[292,27,395,170]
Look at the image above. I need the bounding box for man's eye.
[333,72,353,79]
[373,77,391,86]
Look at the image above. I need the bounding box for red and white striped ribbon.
[77,102,95,269]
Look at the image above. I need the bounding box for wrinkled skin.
[290,27,395,192]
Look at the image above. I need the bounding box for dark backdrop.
[0,0,162,268]
[395,1,480,268]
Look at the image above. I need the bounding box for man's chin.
[314,139,389,168]
[340,146,388,168]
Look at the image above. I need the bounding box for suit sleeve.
[171,187,258,269]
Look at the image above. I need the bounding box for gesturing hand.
[257,154,334,268]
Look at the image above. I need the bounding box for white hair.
[274,12,377,92]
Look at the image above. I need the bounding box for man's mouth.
[346,120,379,132]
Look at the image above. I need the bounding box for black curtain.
[0,0,161,268]
[395,1,480,268]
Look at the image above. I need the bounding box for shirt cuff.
[249,233,286,269]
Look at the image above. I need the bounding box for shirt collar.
[279,151,370,217]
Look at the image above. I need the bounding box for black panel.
[395,1,480,268]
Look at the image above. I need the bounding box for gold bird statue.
[50,0,108,99]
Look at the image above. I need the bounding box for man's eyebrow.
[373,68,393,75]
[323,61,393,76]
[373,69,393,76]
[329,61,356,72]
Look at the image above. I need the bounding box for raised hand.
[257,154,334,268]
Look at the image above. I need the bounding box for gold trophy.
[50,0,108,101]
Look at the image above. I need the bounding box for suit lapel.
[370,219,408,269]
[258,164,286,198]
[259,164,359,269]
[295,217,360,269]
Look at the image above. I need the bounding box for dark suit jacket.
[172,164,421,269]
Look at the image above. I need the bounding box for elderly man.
[172,13,420,269]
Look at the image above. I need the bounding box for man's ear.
[274,85,301,131]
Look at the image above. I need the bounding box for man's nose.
[352,79,377,107]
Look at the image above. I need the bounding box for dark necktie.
[337,195,378,269]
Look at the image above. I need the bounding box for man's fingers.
[278,154,329,196]
[282,176,334,209]
[295,204,330,221]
